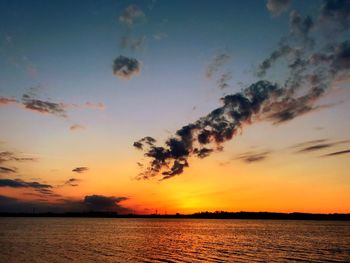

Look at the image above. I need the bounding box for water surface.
[0,218,349,262]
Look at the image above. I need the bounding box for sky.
[0,0,349,214]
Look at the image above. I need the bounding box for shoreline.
[1,211,349,221]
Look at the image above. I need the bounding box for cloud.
[319,0,350,30]
[83,195,129,212]
[0,178,51,189]
[257,45,293,77]
[298,143,333,153]
[70,124,85,131]
[291,139,328,148]
[113,56,141,79]
[0,97,17,105]
[205,52,231,78]
[235,151,270,163]
[0,178,53,192]
[153,33,168,40]
[322,149,350,157]
[134,1,350,179]
[1,88,104,119]
[72,167,89,173]
[21,94,67,118]
[64,178,80,187]
[120,36,146,51]
[0,166,16,174]
[0,151,36,164]
[266,0,291,16]
[289,10,314,43]
[217,72,232,90]
[0,194,131,214]
[119,5,145,26]
[294,139,350,153]
[134,80,280,179]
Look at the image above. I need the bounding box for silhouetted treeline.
[0,211,349,220]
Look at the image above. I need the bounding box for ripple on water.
[0,218,349,262]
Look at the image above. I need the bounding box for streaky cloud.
[0,97,17,105]
[22,94,67,118]
[72,167,89,173]
[322,149,350,157]
[235,151,270,163]
[0,166,16,174]
[0,151,37,163]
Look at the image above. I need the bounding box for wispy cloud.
[205,51,231,79]
[120,36,146,51]
[0,90,104,119]
[0,97,17,105]
[293,139,350,153]
[72,167,89,173]
[69,124,85,131]
[0,151,37,164]
[235,151,271,163]
[22,93,67,118]
[266,0,291,16]
[322,149,350,157]
[119,5,145,27]
[0,166,16,174]
[64,178,80,187]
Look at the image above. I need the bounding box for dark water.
[0,218,349,262]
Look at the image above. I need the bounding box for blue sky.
[0,0,349,213]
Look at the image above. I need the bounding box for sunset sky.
[0,0,349,214]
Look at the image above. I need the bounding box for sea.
[0,218,349,262]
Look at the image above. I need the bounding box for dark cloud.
[235,151,270,163]
[205,52,231,79]
[295,139,350,153]
[0,194,131,214]
[0,195,72,213]
[135,1,350,180]
[266,0,291,16]
[289,10,314,43]
[298,143,333,153]
[322,149,350,157]
[1,93,103,119]
[83,195,129,212]
[64,178,80,187]
[133,136,157,150]
[0,166,16,174]
[0,97,17,105]
[0,151,36,163]
[319,0,350,30]
[0,178,52,189]
[291,139,328,148]
[72,167,89,173]
[113,56,141,79]
[135,80,280,179]
[119,5,145,26]
[0,178,56,198]
[21,94,67,118]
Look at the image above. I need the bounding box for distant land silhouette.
[1,211,349,221]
